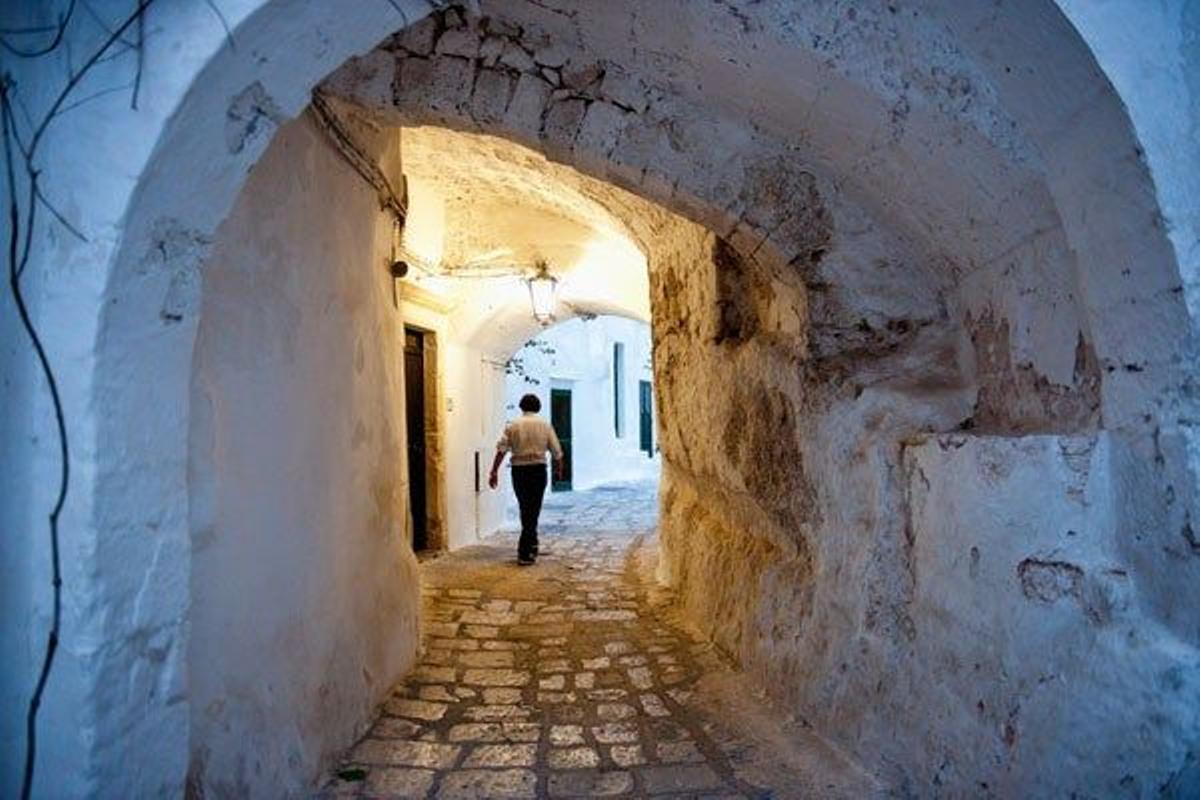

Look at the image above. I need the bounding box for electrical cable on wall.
[309,89,407,225]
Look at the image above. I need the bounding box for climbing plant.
[505,336,557,387]
[0,2,239,796]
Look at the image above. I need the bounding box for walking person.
[488,393,565,565]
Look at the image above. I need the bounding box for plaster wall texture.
[650,225,1199,794]
[503,316,658,496]
[185,114,421,797]
[1056,0,1200,325]
[1,1,431,794]
[3,0,1200,796]
[321,13,1200,792]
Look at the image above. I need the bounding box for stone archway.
[8,0,1196,796]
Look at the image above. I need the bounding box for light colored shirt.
[497,412,564,466]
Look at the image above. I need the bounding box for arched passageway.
[2,1,1199,797]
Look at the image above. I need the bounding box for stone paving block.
[431,637,479,650]
[462,743,538,767]
[426,622,460,638]
[597,702,637,721]
[384,698,449,721]
[373,717,424,739]
[539,659,572,673]
[353,739,460,769]
[596,672,625,688]
[482,687,523,704]
[609,744,646,767]
[411,665,457,684]
[582,656,610,670]
[539,674,567,690]
[435,768,537,799]
[548,705,587,724]
[666,688,692,705]
[463,625,499,638]
[549,746,601,769]
[482,639,521,650]
[512,623,574,639]
[638,763,724,794]
[422,650,455,666]
[458,650,515,668]
[538,691,578,704]
[447,722,541,743]
[591,723,639,743]
[418,685,459,704]
[656,740,705,763]
[464,704,533,721]
[547,769,634,797]
[574,672,595,689]
[364,766,436,797]
[574,609,637,622]
[627,667,654,689]
[482,599,513,613]
[447,589,482,599]
[462,668,530,687]
[640,693,670,717]
[550,724,586,746]
[460,609,521,626]
[660,670,688,686]
[648,719,692,741]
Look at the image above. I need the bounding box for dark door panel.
[639,380,653,455]
[551,388,573,492]
[404,328,427,551]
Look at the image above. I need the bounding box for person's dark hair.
[519,393,541,413]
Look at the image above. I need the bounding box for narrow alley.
[324,482,878,799]
[6,2,1200,797]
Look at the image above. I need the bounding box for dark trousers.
[511,464,548,559]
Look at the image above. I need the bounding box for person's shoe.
[517,554,535,566]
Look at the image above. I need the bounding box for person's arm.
[489,425,511,489]
[488,449,505,489]
[548,424,565,482]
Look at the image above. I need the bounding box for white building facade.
[503,316,658,497]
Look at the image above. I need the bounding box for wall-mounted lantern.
[526,260,558,326]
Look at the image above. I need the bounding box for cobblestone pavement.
[323,481,881,799]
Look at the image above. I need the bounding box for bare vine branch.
[0,0,77,59]
[0,2,160,797]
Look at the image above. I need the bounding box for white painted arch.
[3,0,1198,795]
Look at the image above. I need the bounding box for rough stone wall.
[185,114,420,796]
[900,434,1200,795]
[650,220,1200,795]
[321,1,1115,434]
[317,3,1200,793]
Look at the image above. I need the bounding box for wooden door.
[404,328,428,551]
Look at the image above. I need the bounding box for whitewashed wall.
[185,114,420,796]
